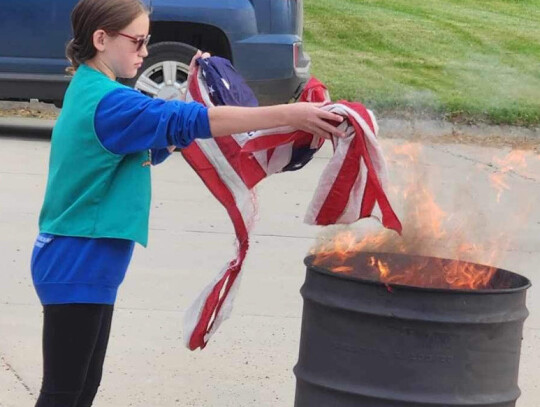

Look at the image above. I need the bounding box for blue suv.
[0,0,310,107]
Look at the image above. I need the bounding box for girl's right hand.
[188,50,211,76]
[183,50,211,101]
[285,102,346,139]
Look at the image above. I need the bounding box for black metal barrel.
[294,252,531,407]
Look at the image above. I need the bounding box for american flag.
[182,57,402,350]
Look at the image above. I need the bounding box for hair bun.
[65,38,81,74]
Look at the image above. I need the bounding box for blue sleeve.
[94,87,212,155]
[151,147,173,166]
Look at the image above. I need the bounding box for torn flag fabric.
[181,57,401,350]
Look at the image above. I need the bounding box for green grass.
[303,0,540,126]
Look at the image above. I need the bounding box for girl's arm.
[208,103,345,140]
[94,87,212,156]
[187,51,345,140]
[95,89,344,159]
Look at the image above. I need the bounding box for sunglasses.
[116,32,151,51]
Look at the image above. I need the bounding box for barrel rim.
[304,252,532,294]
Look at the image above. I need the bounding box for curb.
[0,116,538,149]
[0,117,55,138]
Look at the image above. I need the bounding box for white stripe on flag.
[267,143,293,175]
[304,124,354,224]
[204,264,245,343]
[232,133,250,147]
[196,139,256,225]
[197,70,215,107]
[336,158,368,224]
[334,104,389,188]
[250,126,297,138]
[183,263,229,348]
[252,150,269,174]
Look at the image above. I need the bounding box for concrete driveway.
[1,129,539,407]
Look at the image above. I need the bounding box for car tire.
[122,41,198,101]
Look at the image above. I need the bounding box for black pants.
[35,304,114,407]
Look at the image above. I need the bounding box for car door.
[0,0,77,74]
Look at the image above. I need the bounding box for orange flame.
[332,266,353,274]
[310,142,521,291]
[312,241,498,290]
[489,150,529,202]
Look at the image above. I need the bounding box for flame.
[489,150,529,202]
[332,266,353,274]
[313,250,498,290]
[310,142,518,291]
[311,144,537,290]
[443,260,496,289]
[375,258,390,279]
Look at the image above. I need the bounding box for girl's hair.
[66,0,150,74]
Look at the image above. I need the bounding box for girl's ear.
[93,29,107,52]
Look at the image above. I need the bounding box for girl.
[31,0,345,406]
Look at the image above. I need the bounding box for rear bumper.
[233,34,312,105]
[246,55,311,105]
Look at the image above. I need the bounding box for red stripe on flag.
[346,112,402,233]
[189,67,205,103]
[315,128,361,225]
[360,180,377,218]
[181,143,250,349]
[241,131,298,153]
[213,137,266,188]
[339,100,376,133]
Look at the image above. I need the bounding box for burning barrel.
[294,252,531,407]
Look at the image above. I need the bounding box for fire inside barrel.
[313,250,513,291]
[294,251,531,407]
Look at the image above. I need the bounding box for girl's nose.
[139,44,149,58]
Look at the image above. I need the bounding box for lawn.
[303,0,540,125]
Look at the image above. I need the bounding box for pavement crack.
[0,171,43,176]
[428,145,538,182]
[181,229,317,240]
[0,353,34,397]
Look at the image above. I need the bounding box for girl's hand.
[188,50,211,75]
[183,50,211,101]
[285,102,346,139]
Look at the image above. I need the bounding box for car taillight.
[293,42,300,68]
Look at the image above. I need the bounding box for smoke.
[311,142,539,269]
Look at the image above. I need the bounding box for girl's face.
[94,13,150,79]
